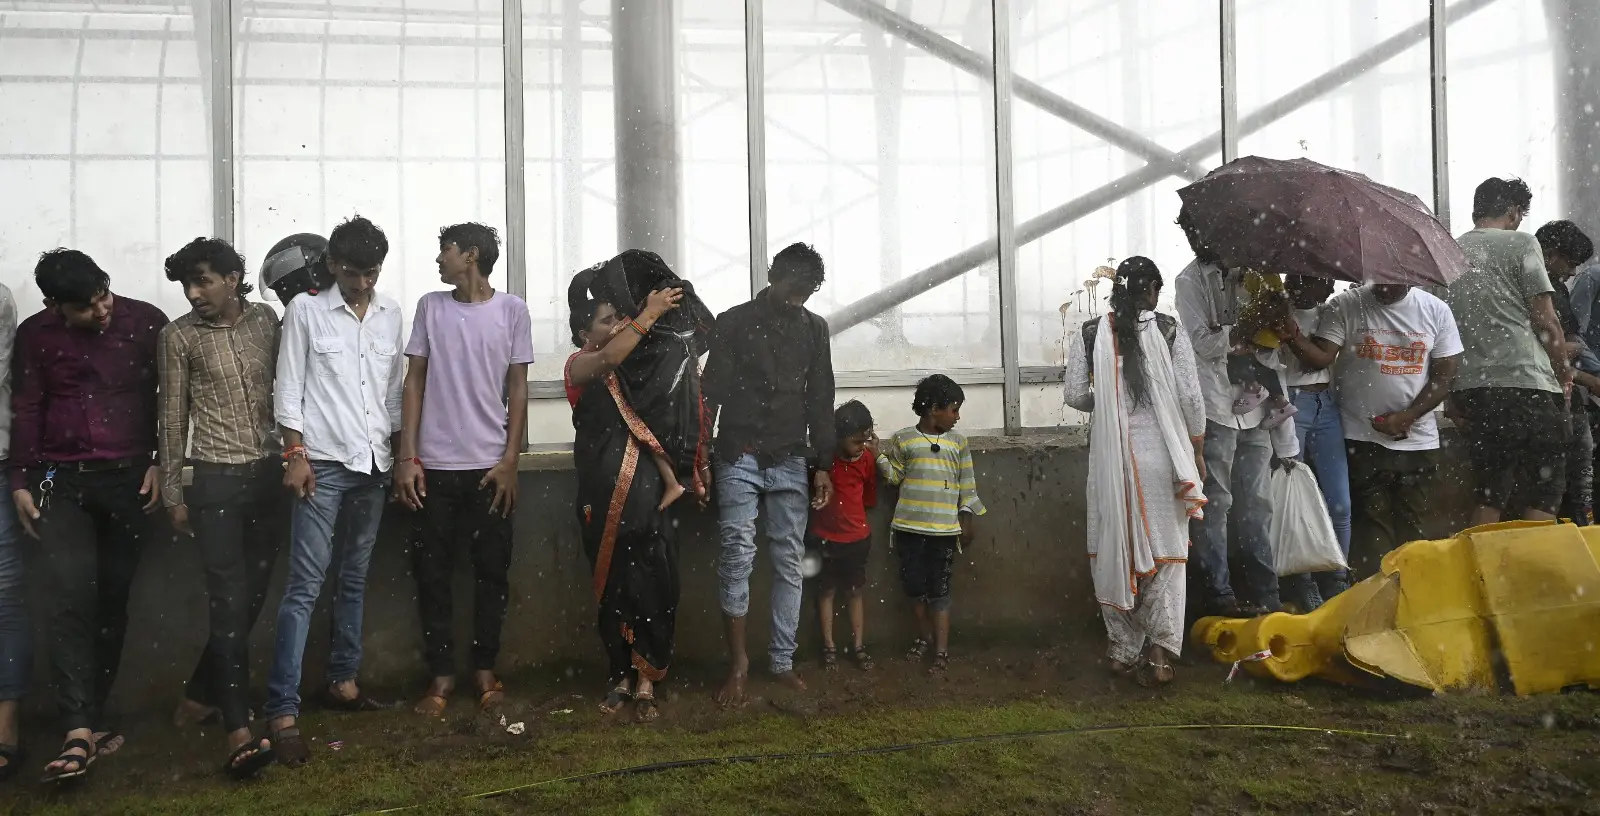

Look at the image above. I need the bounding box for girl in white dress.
[1064,257,1208,685]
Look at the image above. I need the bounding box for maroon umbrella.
[1176,156,1468,286]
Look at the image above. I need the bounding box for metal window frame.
[991,0,1021,435]
[1430,0,1451,229]
[195,0,1488,444]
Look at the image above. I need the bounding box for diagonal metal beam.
[825,0,1500,334]
[819,0,1207,182]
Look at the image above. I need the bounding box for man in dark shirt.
[10,249,167,783]
[702,242,837,707]
[1535,221,1600,524]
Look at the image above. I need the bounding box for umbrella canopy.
[1176,156,1468,286]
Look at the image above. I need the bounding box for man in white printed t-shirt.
[1283,283,1462,578]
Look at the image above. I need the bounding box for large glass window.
[234,0,507,336]
[764,0,1002,385]
[1238,0,1434,205]
[1008,0,1221,426]
[1446,0,1558,230]
[0,1,211,316]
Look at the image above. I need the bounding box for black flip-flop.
[224,737,275,780]
[0,743,24,783]
[270,726,310,768]
[40,738,94,785]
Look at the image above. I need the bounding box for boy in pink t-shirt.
[395,223,533,718]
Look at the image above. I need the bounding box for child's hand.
[959,513,974,548]
[864,432,880,457]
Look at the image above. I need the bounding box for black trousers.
[409,469,514,677]
[33,464,151,733]
[181,460,288,732]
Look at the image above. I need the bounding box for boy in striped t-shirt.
[877,374,986,675]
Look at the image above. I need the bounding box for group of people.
[1071,176,1598,684]
[0,221,994,788]
[0,172,1586,787]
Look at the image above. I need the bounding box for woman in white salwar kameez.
[1064,257,1207,686]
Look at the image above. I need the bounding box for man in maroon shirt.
[9,249,167,784]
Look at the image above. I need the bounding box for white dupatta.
[1088,312,1207,611]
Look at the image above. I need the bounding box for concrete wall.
[23,430,1477,711]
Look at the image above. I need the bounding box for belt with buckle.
[56,456,146,473]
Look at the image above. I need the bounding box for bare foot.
[772,670,808,692]
[714,655,749,709]
[657,481,688,512]
[173,698,220,729]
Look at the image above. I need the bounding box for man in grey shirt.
[1443,177,1572,526]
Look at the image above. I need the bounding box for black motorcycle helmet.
[260,233,333,305]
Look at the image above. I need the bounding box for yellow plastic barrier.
[1192,521,1600,696]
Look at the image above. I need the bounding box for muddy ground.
[4,642,1599,814]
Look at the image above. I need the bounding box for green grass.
[6,658,1600,815]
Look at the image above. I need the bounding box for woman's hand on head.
[643,287,685,320]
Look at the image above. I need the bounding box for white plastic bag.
[1269,464,1347,575]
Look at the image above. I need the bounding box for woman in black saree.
[564,250,713,723]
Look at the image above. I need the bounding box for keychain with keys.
[38,466,56,511]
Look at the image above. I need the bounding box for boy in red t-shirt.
[813,400,878,671]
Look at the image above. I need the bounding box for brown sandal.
[414,694,448,717]
[477,681,505,713]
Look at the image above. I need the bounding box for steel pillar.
[1430,0,1451,228]
[1546,0,1600,240]
[196,0,234,242]
[612,0,681,264]
[745,0,767,294]
[991,0,1020,434]
[825,0,1500,335]
[503,0,527,299]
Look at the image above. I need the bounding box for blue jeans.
[0,496,28,701]
[1193,421,1281,611]
[1281,388,1353,610]
[715,454,809,674]
[265,461,389,720]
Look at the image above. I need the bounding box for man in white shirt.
[266,216,404,768]
[1282,284,1462,576]
[1174,217,1301,618]
[0,283,22,780]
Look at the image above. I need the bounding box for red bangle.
[282,445,307,461]
[403,457,423,468]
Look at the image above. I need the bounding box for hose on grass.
[358,722,1399,814]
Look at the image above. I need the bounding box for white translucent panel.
[766,0,1001,373]
[1445,0,1558,230]
[0,5,209,318]
[520,0,619,381]
[235,3,507,342]
[1238,0,1433,205]
[1009,0,1221,370]
[679,0,750,317]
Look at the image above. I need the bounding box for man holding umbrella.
[1174,210,1300,618]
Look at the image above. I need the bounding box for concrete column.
[612,0,681,265]
[1546,0,1600,239]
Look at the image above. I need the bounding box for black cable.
[360,722,1397,814]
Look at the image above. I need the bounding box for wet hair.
[569,298,599,348]
[163,237,254,296]
[1109,256,1164,409]
[769,242,825,291]
[835,400,874,439]
[1535,220,1595,267]
[328,215,389,269]
[35,248,110,306]
[912,374,965,416]
[1471,177,1532,221]
[439,222,501,277]
[1175,207,1219,265]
